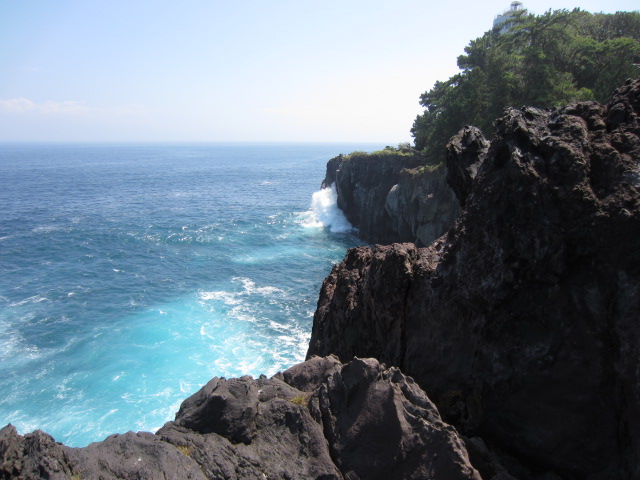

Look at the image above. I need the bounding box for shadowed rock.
[320,147,463,248]
[308,79,640,479]
[1,357,480,480]
[385,165,461,246]
[446,125,490,207]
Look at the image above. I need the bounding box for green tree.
[411,9,640,162]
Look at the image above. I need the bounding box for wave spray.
[308,184,353,233]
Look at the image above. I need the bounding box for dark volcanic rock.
[0,357,480,480]
[308,79,640,479]
[322,150,461,246]
[323,151,423,244]
[446,125,490,207]
[0,425,76,479]
[385,165,461,246]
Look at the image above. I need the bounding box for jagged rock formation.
[0,356,480,480]
[308,79,640,479]
[322,151,460,246]
[446,125,490,207]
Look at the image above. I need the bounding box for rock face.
[446,125,490,207]
[322,151,460,246]
[385,165,461,247]
[0,356,480,480]
[308,79,640,479]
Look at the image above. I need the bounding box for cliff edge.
[308,79,640,479]
[0,357,479,480]
[322,149,461,246]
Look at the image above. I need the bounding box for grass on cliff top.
[290,394,309,407]
[344,142,445,174]
[345,143,414,159]
[414,161,443,174]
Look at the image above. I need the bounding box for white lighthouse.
[493,1,525,34]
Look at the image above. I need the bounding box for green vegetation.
[414,163,442,175]
[345,143,416,160]
[176,444,193,457]
[411,9,640,162]
[290,394,309,407]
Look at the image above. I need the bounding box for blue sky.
[1,0,638,143]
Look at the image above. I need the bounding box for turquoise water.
[0,142,377,446]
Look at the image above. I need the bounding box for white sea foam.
[31,225,59,234]
[237,277,283,296]
[200,278,284,309]
[1,144,382,449]
[0,328,23,362]
[199,291,241,305]
[306,184,353,233]
[9,295,48,307]
[98,409,119,422]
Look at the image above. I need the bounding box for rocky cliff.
[308,79,640,479]
[0,357,480,480]
[322,149,461,246]
[4,80,639,480]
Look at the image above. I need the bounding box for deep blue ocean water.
[0,142,380,447]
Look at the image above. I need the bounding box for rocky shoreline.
[2,79,639,479]
[0,357,481,479]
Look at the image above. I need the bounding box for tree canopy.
[411,9,640,162]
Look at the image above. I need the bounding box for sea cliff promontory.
[321,147,461,246]
[308,78,640,478]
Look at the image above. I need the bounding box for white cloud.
[0,97,89,115]
[0,97,37,113]
[0,97,154,118]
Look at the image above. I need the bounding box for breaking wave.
[307,184,353,233]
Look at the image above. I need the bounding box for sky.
[1,0,638,143]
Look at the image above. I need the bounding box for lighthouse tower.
[493,1,525,34]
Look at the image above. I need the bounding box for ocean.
[0,142,381,447]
